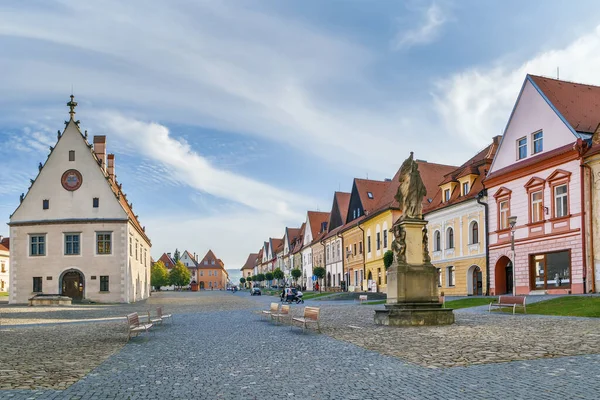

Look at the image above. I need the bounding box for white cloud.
[433,25,600,147]
[94,112,315,221]
[391,3,447,50]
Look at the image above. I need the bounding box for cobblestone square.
[1,292,600,399]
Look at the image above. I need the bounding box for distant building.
[8,96,151,304]
[0,236,9,292]
[241,253,258,287]
[197,250,228,290]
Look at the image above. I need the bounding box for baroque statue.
[391,223,406,264]
[394,152,427,219]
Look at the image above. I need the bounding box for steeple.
[67,94,77,119]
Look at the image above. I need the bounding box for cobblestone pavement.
[2,292,600,399]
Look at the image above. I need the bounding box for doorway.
[471,266,483,296]
[61,270,84,301]
[200,281,205,290]
[494,256,512,295]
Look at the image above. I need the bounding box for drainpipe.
[337,231,345,291]
[582,161,596,293]
[476,190,490,296]
[320,236,327,290]
[358,221,366,292]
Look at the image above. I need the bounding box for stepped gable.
[529,74,600,134]
[425,137,501,213]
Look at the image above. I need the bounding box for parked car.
[251,287,262,296]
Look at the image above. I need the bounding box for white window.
[434,231,441,251]
[499,200,509,230]
[367,192,373,199]
[30,234,46,256]
[554,184,568,218]
[447,266,455,287]
[97,232,112,254]
[446,228,454,249]
[533,131,543,154]
[444,189,451,202]
[531,191,543,223]
[517,137,527,160]
[64,233,80,255]
[470,222,479,245]
[462,182,469,196]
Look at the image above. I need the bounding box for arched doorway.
[494,256,513,295]
[61,270,84,301]
[199,281,205,290]
[467,265,483,296]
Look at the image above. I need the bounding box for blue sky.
[2,0,600,268]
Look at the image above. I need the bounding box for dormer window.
[517,137,527,160]
[367,192,373,199]
[444,189,451,202]
[462,182,469,196]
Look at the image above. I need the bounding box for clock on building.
[61,169,83,191]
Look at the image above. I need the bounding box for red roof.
[291,223,306,254]
[270,238,284,255]
[354,179,389,215]
[425,137,500,213]
[307,211,330,244]
[529,74,600,133]
[158,253,176,269]
[334,192,351,225]
[241,253,258,270]
[198,249,224,269]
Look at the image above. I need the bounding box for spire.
[67,95,77,119]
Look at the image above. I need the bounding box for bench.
[358,295,368,305]
[488,295,526,315]
[271,304,292,325]
[291,306,321,333]
[126,312,153,340]
[261,302,279,320]
[157,307,173,324]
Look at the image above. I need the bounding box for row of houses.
[242,74,600,297]
[156,249,229,290]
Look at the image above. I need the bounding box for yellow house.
[341,222,365,291]
[361,161,456,293]
[424,137,500,296]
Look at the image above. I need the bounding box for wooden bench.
[488,295,526,315]
[261,302,279,320]
[157,307,172,324]
[271,304,291,325]
[126,312,153,340]
[358,295,368,305]
[291,306,321,333]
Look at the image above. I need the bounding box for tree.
[265,272,274,285]
[273,268,284,282]
[383,250,394,270]
[256,273,265,285]
[169,261,191,289]
[313,267,326,292]
[151,261,169,290]
[239,277,246,285]
[173,248,181,263]
[291,268,302,284]
[247,276,253,282]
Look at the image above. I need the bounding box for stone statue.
[422,227,431,263]
[395,152,427,219]
[391,223,406,264]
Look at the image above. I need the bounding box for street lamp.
[508,215,517,296]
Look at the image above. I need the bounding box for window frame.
[499,200,510,230]
[553,184,569,219]
[30,234,46,257]
[529,249,571,290]
[532,130,543,154]
[444,189,451,202]
[367,236,371,253]
[376,232,381,251]
[434,230,441,251]
[96,232,112,255]
[69,150,75,161]
[446,266,455,287]
[100,275,109,292]
[446,227,454,249]
[42,199,49,210]
[64,233,81,256]
[530,190,544,223]
[462,181,469,196]
[33,276,43,293]
[383,229,388,248]
[517,136,527,160]
[93,197,99,208]
[470,221,479,245]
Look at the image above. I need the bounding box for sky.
[3,0,600,269]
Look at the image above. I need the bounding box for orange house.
[197,250,228,290]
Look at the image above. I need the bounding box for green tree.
[247,276,253,282]
[383,250,394,270]
[291,268,302,284]
[151,261,169,290]
[256,273,265,285]
[273,268,284,280]
[169,261,191,289]
[240,277,246,285]
[265,272,274,284]
[313,267,326,292]
[173,248,181,263]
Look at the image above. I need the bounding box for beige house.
[0,237,9,292]
[8,96,151,304]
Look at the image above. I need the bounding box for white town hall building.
[8,96,151,304]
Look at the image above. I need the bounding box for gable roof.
[286,227,301,249]
[529,74,600,134]
[182,250,198,267]
[424,137,500,213]
[291,223,306,254]
[0,237,8,252]
[158,252,176,268]
[354,179,389,215]
[307,211,330,243]
[334,192,351,225]
[270,238,284,255]
[198,249,224,268]
[241,253,258,270]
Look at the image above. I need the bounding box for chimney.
[107,154,115,183]
[93,136,107,171]
[167,252,172,258]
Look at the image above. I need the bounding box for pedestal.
[374,217,454,326]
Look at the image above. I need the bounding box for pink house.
[486,74,597,295]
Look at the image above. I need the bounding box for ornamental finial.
[67,94,77,119]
